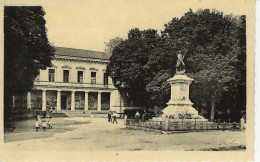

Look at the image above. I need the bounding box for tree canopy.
[107,9,246,121]
[4,7,55,112]
[104,37,124,57]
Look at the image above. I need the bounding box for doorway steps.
[89,110,109,118]
[55,110,90,117]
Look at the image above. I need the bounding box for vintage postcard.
[0,0,255,161]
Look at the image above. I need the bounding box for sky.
[43,0,248,52]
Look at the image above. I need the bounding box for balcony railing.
[34,81,115,89]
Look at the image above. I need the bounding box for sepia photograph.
[0,0,255,161]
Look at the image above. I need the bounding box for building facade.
[16,47,124,112]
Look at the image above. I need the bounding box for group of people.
[35,114,52,132]
[107,110,151,124]
[107,111,119,124]
[134,111,150,122]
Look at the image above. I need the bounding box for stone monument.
[162,53,206,120]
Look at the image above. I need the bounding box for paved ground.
[4,117,246,151]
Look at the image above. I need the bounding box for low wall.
[126,119,244,132]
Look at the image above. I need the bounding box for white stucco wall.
[39,59,113,84]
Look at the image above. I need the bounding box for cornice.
[54,56,109,65]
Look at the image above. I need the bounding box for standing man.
[112,111,118,124]
[240,116,245,130]
[124,114,128,125]
[135,111,140,122]
[108,111,112,122]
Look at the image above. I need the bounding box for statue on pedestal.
[176,53,185,74]
[152,51,208,122]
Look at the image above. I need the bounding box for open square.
[4,117,246,151]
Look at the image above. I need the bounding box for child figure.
[42,120,47,131]
[47,117,52,129]
[35,119,40,132]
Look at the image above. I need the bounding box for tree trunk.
[210,102,215,121]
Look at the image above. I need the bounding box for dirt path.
[4,117,246,151]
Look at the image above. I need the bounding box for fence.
[126,119,243,131]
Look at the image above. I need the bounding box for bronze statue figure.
[176,53,185,74]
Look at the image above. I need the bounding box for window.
[104,73,108,85]
[78,71,83,83]
[91,72,96,84]
[49,69,55,82]
[63,70,69,82]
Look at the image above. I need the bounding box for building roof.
[55,47,110,60]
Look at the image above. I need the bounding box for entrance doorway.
[61,95,67,110]
[88,92,97,110]
[101,92,110,110]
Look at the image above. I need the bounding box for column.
[12,95,15,108]
[97,92,102,111]
[42,90,47,111]
[71,91,75,111]
[27,92,31,110]
[57,90,61,111]
[85,91,89,111]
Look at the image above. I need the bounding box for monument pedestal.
[162,73,205,119]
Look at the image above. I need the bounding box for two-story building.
[15,47,125,113]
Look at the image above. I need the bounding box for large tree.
[162,9,246,121]
[107,28,160,107]
[104,37,124,57]
[107,9,246,121]
[4,7,55,115]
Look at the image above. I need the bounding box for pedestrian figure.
[112,112,118,124]
[124,114,128,125]
[240,116,245,130]
[108,111,112,122]
[35,119,40,132]
[37,114,42,127]
[42,120,47,131]
[83,111,86,118]
[135,111,140,122]
[141,113,145,122]
[47,116,52,129]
